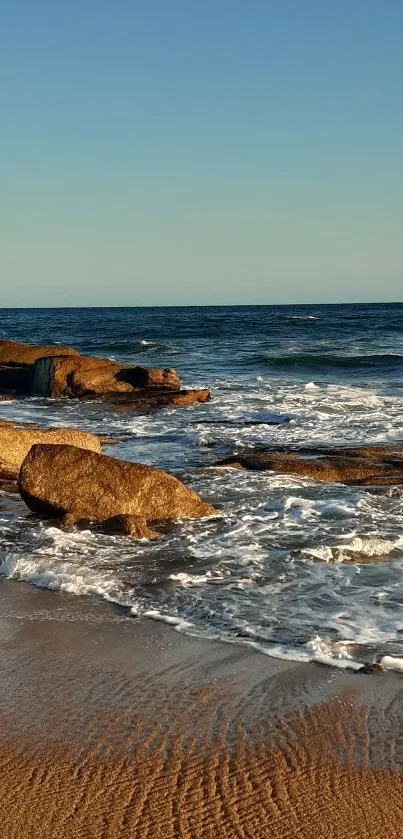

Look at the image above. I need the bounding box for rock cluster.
[0,339,210,409]
[0,339,214,538]
[0,418,215,537]
[5,338,403,546]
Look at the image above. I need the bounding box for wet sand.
[2,578,403,837]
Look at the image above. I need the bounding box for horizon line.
[0,300,403,311]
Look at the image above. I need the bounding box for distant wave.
[248,353,403,372]
[285,315,319,320]
[78,339,178,356]
[137,340,175,353]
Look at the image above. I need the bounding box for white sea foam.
[380,655,403,672]
[0,552,118,598]
[140,610,194,630]
[340,537,397,556]
[1,516,403,670]
[169,571,211,585]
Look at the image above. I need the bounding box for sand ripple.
[1,699,403,838]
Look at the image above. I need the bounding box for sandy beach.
[1,578,403,837]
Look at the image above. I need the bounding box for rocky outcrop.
[0,340,209,409]
[0,423,101,490]
[18,444,216,535]
[32,355,181,398]
[0,340,78,366]
[215,445,403,486]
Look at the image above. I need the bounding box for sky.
[1,0,402,306]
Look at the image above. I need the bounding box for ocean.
[1,302,403,670]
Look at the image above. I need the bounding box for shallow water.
[1,303,403,669]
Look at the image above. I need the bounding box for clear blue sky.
[1,1,402,306]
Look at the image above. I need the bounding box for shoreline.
[0,576,401,744]
[2,578,403,836]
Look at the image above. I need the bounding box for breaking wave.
[249,353,403,373]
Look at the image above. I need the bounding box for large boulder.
[0,423,102,487]
[215,445,403,486]
[18,445,216,530]
[0,340,78,366]
[32,355,181,397]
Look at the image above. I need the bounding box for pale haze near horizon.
[1,1,402,307]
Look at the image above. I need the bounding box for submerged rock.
[18,444,216,536]
[101,388,211,411]
[215,444,403,486]
[356,663,385,674]
[100,514,160,540]
[193,416,290,427]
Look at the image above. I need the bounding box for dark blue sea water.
[1,303,403,669]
